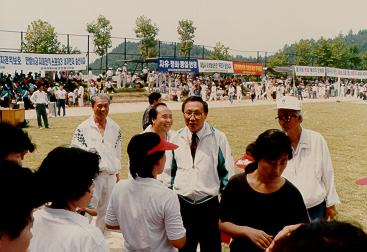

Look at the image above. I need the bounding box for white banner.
[0,52,87,72]
[294,65,325,77]
[198,59,234,73]
[326,67,367,79]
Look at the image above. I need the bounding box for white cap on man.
[276,96,302,111]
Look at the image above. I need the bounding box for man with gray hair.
[276,96,339,222]
[71,93,122,233]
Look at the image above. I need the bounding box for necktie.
[190,133,199,159]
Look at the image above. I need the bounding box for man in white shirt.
[71,93,122,233]
[30,84,49,129]
[276,96,340,221]
[169,96,234,252]
[78,85,84,107]
[55,84,67,116]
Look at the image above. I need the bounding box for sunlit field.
[23,100,367,233]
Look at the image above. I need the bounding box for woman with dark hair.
[268,221,367,252]
[106,132,186,252]
[29,147,108,252]
[219,129,309,252]
[0,160,40,252]
[144,102,176,186]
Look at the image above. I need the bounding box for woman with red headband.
[106,132,186,252]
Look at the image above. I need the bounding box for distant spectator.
[30,84,49,129]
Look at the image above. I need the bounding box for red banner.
[233,62,263,75]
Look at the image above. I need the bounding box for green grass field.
[23,101,367,231]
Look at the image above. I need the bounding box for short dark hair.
[0,160,39,240]
[181,96,208,114]
[252,129,293,162]
[0,122,35,160]
[148,92,162,105]
[273,221,367,252]
[127,132,165,179]
[148,102,167,124]
[35,147,100,208]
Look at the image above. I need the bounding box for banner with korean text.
[326,67,367,79]
[0,52,87,71]
[157,58,199,72]
[233,62,263,75]
[197,59,233,73]
[293,66,326,77]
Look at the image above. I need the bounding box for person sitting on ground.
[267,221,367,252]
[0,160,41,252]
[29,147,109,252]
[219,129,310,252]
[105,132,186,252]
[0,122,35,165]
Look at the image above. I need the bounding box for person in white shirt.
[71,93,122,233]
[55,84,67,116]
[169,96,234,252]
[29,147,109,252]
[30,84,49,129]
[78,85,85,107]
[143,103,176,185]
[106,132,186,252]
[276,96,340,221]
[228,84,235,103]
[209,83,217,101]
[236,83,242,101]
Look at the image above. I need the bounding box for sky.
[1,0,367,57]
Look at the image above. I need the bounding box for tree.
[294,39,315,66]
[134,16,159,59]
[22,19,60,53]
[177,19,196,58]
[210,42,230,60]
[86,15,113,59]
[267,51,289,68]
[346,45,361,69]
[313,37,334,67]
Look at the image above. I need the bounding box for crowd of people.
[1,90,366,252]
[2,68,366,119]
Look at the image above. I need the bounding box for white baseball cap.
[276,96,302,111]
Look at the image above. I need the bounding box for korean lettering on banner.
[233,62,263,75]
[0,52,87,71]
[157,58,198,72]
[197,59,234,73]
[326,67,367,79]
[294,66,325,77]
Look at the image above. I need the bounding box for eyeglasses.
[184,111,203,119]
[275,114,296,122]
